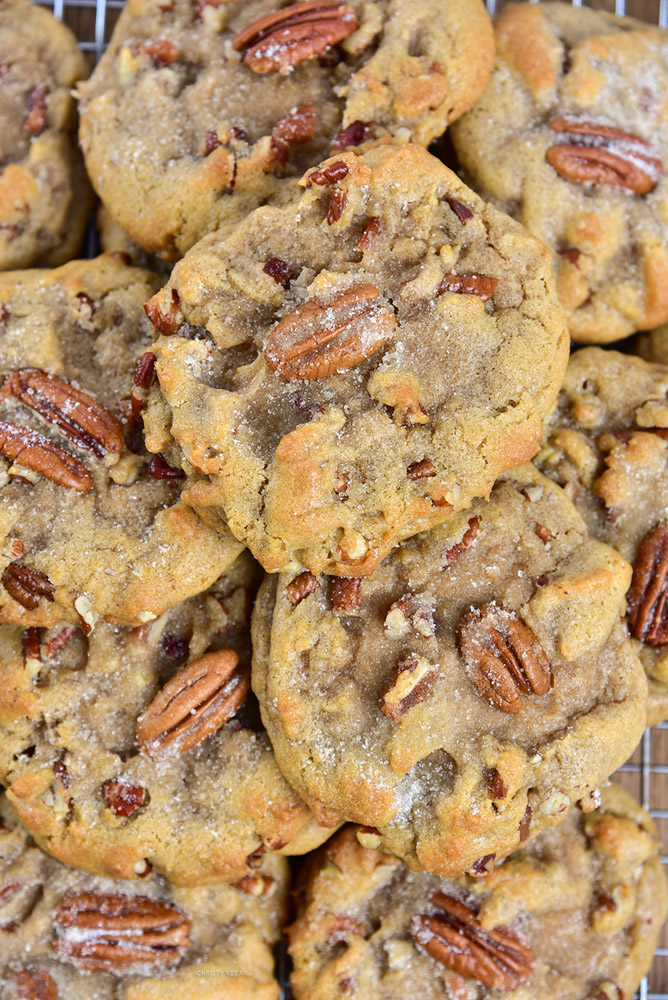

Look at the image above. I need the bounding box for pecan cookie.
[77,0,493,261]
[451,2,668,344]
[288,785,666,1000]
[144,143,569,576]
[0,0,93,269]
[536,347,668,726]
[0,255,242,629]
[0,551,333,885]
[0,794,287,999]
[252,463,647,875]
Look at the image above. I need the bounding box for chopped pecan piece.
[144,289,181,336]
[140,38,180,66]
[2,563,54,610]
[22,627,41,665]
[235,874,276,897]
[519,802,532,842]
[16,970,58,1000]
[357,217,380,251]
[465,853,495,877]
[330,577,361,615]
[381,654,438,724]
[439,274,498,302]
[326,915,369,945]
[627,522,668,644]
[327,189,347,225]
[446,198,473,223]
[54,761,71,789]
[148,454,184,480]
[458,604,551,713]
[45,626,76,658]
[102,780,148,818]
[331,120,373,152]
[264,284,395,380]
[134,352,157,391]
[384,595,435,638]
[443,516,479,567]
[137,649,249,760]
[233,2,358,75]
[25,85,48,136]
[263,257,294,289]
[53,892,190,972]
[407,459,435,480]
[486,767,508,801]
[547,118,661,195]
[0,421,92,492]
[309,160,349,186]
[411,892,533,988]
[272,104,317,143]
[287,570,317,604]
[2,369,124,456]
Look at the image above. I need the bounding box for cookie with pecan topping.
[288,785,666,1000]
[451,2,668,344]
[536,347,668,726]
[77,0,494,260]
[0,255,241,629]
[144,143,568,576]
[0,551,333,885]
[0,0,93,269]
[252,464,647,875]
[0,792,287,998]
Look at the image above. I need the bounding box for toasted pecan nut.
[233,2,358,75]
[443,515,479,567]
[457,603,551,713]
[0,420,92,492]
[331,120,373,152]
[25,84,48,137]
[439,274,498,301]
[287,570,318,605]
[381,653,438,724]
[2,369,124,456]
[272,104,317,144]
[264,284,395,380]
[102,780,149,818]
[411,892,533,988]
[546,119,661,195]
[144,289,181,336]
[627,522,668,645]
[53,892,190,972]
[330,577,361,615]
[137,649,249,760]
[2,563,55,610]
[16,970,58,1000]
[22,626,41,665]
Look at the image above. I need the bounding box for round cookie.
[77,0,494,260]
[0,551,334,885]
[0,0,93,269]
[536,347,668,726]
[0,794,287,1000]
[451,2,668,344]
[144,142,569,577]
[288,785,666,1000]
[252,463,647,876]
[0,255,242,629]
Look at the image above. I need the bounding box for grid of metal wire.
[31,0,668,996]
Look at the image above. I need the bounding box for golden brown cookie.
[452,2,668,344]
[288,786,666,1000]
[0,256,242,629]
[0,0,93,269]
[252,464,647,876]
[144,143,568,577]
[78,0,494,260]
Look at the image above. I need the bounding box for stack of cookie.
[1,0,668,997]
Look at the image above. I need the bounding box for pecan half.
[233,2,358,75]
[2,369,123,456]
[457,604,551,713]
[0,421,92,492]
[264,284,395,380]
[137,650,249,760]
[439,274,498,302]
[16,970,58,1000]
[102,780,149,818]
[411,892,532,988]
[2,564,54,610]
[627,522,668,644]
[546,118,661,195]
[381,654,438,724]
[53,892,190,972]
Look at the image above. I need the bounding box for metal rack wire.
[31,0,668,996]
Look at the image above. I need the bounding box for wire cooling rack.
[30,0,668,996]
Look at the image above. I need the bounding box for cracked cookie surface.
[288,785,666,1000]
[0,255,241,629]
[0,0,93,269]
[0,793,287,999]
[251,464,647,874]
[0,551,333,885]
[451,1,668,344]
[78,0,494,260]
[536,346,668,725]
[144,143,568,576]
